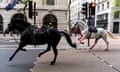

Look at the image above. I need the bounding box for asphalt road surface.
[0,48,44,72]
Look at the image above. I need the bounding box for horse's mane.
[78,20,88,27]
[10,19,32,33]
[11,19,31,27]
[74,20,88,31]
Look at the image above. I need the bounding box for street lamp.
[68,0,71,35]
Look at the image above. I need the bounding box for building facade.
[70,0,120,33]
[0,0,69,33]
[70,0,85,25]
[96,0,120,33]
[70,0,80,25]
[70,0,94,26]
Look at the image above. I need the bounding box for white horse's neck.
[78,20,88,31]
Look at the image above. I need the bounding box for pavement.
[32,50,117,72]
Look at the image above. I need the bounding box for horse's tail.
[60,31,76,48]
[107,32,118,39]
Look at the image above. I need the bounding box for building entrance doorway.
[43,14,57,29]
[113,22,119,33]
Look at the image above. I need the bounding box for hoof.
[80,42,84,44]
[38,54,41,57]
[89,48,92,50]
[21,49,27,51]
[50,61,55,65]
[9,57,12,61]
[104,49,109,51]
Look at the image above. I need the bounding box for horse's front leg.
[50,45,58,65]
[78,30,83,40]
[9,43,26,61]
[79,37,85,44]
[90,38,98,50]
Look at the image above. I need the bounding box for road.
[0,34,120,72]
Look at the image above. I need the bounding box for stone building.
[0,0,69,33]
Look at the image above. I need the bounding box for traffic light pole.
[68,0,71,35]
[88,3,91,47]
[84,3,90,47]
[34,2,36,25]
[87,21,91,46]
[81,2,90,46]
[87,2,96,47]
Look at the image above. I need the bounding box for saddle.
[88,26,97,33]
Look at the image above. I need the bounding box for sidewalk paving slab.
[32,50,116,72]
[93,49,120,72]
[92,38,120,72]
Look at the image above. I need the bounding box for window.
[47,0,54,5]
[104,14,108,20]
[102,4,104,10]
[16,0,24,4]
[97,5,100,11]
[107,2,109,8]
[114,11,120,19]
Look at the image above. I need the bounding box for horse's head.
[3,23,16,36]
[4,23,15,34]
[71,22,80,34]
[71,20,88,35]
[4,19,32,36]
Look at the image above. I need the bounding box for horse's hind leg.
[38,44,51,57]
[102,37,109,51]
[90,38,99,50]
[50,45,58,65]
[9,43,26,61]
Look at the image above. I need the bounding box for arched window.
[43,14,57,28]
[11,13,27,22]
[47,0,54,5]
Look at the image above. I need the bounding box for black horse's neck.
[12,19,32,33]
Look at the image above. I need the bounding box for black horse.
[4,19,76,65]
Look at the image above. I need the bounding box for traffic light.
[28,1,33,19]
[82,2,88,19]
[89,2,96,17]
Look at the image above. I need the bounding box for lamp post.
[34,2,36,25]
[68,0,71,35]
